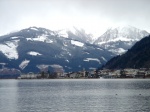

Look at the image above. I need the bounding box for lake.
[0,79,150,112]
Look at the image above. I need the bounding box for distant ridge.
[0,26,149,73]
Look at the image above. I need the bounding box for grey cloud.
[0,0,150,35]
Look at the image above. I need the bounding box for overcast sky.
[0,0,150,37]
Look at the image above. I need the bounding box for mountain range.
[56,27,94,43]
[0,27,114,73]
[57,26,149,55]
[0,26,149,73]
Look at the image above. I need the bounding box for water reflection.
[0,79,150,112]
[0,80,18,112]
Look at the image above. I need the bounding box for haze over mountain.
[1,0,150,38]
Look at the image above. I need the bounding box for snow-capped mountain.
[55,27,95,43]
[0,27,114,73]
[94,26,149,55]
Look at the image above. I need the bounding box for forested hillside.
[103,35,150,69]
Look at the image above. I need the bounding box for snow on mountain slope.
[95,25,149,44]
[0,27,114,73]
[83,58,101,64]
[94,25,149,55]
[27,51,42,56]
[101,56,107,62]
[26,34,54,43]
[71,40,84,47]
[0,40,19,59]
[56,29,69,38]
[2,25,148,73]
[56,27,95,44]
[10,37,19,39]
[19,59,30,70]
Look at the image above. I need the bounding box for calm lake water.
[0,79,150,112]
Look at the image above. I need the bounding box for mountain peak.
[95,25,149,43]
[55,27,94,43]
[28,26,39,31]
[94,25,149,55]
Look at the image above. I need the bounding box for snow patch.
[97,48,103,50]
[98,37,134,45]
[26,35,53,43]
[89,67,96,70]
[71,40,84,47]
[46,39,53,43]
[97,41,106,45]
[68,52,72,56]
[10,37,19,39]
[65,59,69,62]
[57,29,68,38]
[26,38,32,41]
[50,32,55,36]
[37,65,50,69]
[109,48,127,55]
[101,57,107,62]
[30,27,38,31]
[84,52,90,54]
[27,51,42,56]
[83,58,101,64]
[63,42,68,46]
[0,40,19,59]
[64,51,72,56]
[109,37,133,42]
[33,35,47,42]
[50,64,63,69]
[117,48,127,54]
[19,59,30,70]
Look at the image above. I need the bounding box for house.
[120,69,138,78]
[20,72,37,79]
[145,69,150,78]
[99,69,110,78]
[48,65,64,78]
[135,71,145,78]
[70,72,77,78]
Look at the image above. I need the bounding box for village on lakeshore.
[0,65,150,79]
[18,68,150,79]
